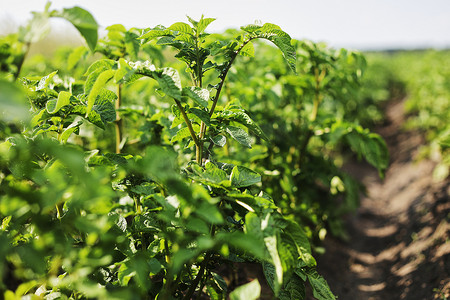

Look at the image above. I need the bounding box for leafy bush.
[0,3,389,299]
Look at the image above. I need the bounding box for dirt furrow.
[316,99,450,300]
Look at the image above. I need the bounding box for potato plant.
[216,39,389,239]
[0,3,389,300]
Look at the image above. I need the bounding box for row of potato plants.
[0,3,388,299]
[367,50,450,181]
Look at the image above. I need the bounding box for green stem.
[160,240,173,300]
[134,196,141,214]
[195,273,208,300]
[56,203,63,219]
[14,42,31,81]
[196,39,254,165]
[160,275,175,300]
[164,239,170,265]
[56,124,64,142]
[299,67,325,166]
[182,223,217,300]
[208,39,253,117]
[182,253,211,300]
[57,115,67,142]
[310,67,324,121]
[115,84,123,154]
[193,33,207,165]
[197,122,206,164]
[174,99,200,148]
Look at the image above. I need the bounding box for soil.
[315,98,450,300]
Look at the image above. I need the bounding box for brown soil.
[316,98,450,300]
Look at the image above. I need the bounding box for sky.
[1,0,450,50]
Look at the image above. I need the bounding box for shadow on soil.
[316,98,449,300]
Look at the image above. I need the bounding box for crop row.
[0,3,394,300]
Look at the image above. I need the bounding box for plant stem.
[56,203,63,219]
[57,124,64,142]
[134,196,141,214]
[182,223,217,300]
[182,253,211,300]
[160,275,175,300]
[193,33,207,165]
[13,42,31,81]
[159,240,173,300]
[298,67,325,166]
[196,39,254,165]
[115,84,123,154]
[310,67,325,122]
[164,239,171,265]
[174,99,200,147]
[195,271,209,300]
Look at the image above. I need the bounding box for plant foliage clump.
[0,3,390,299]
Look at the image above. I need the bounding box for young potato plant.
[1,7,338,300]
[217,39,389,240]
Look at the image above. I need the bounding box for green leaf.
[171,126,196,144]
[109,212,127,232]
[244,212,264,241]
[117,254,155,291]
[125,31,140,60]
[74,96,115,129]
[15,280,39,296]
[228,192,276,210]
[241,23,296,73]
[222,110,268,141]
[92,97,116,123]
[345,128,389,177]
[211,135,227,147]
[35,71,58,91]
[277,232,298,277]
[203,161,229,183]
[195,202,224,224]
[306,270,336,300]
[168,22,193,35]
[264,235,283,295]
[263,261,277,293]
[139,27,172,40]
[239,41,255,57]
[86,69,115,116]
[153,68,182,100]
[216,231,265,259]
[84,59,115,77]
[117,260,133,286]
[174,33,196,45]
[60,120,83,143]
[183,86,209,107]
[115,58,133,83]
[46,91,72,114]
[106,24,127,32]
[52,6,99,51]
[229,279,261,300]
[197,17,216,34]
[225,125,252,148]
[189,107,211,125]
[279,274,306,300]
[0,80,29,122]
[283,219,315,266]
[67,46,88,71]
[186,217,210,234]
[230,166,261,188]
[84,61,115,95]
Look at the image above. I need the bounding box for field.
[0,4,448,300]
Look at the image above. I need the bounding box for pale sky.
[1,0,450,50]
